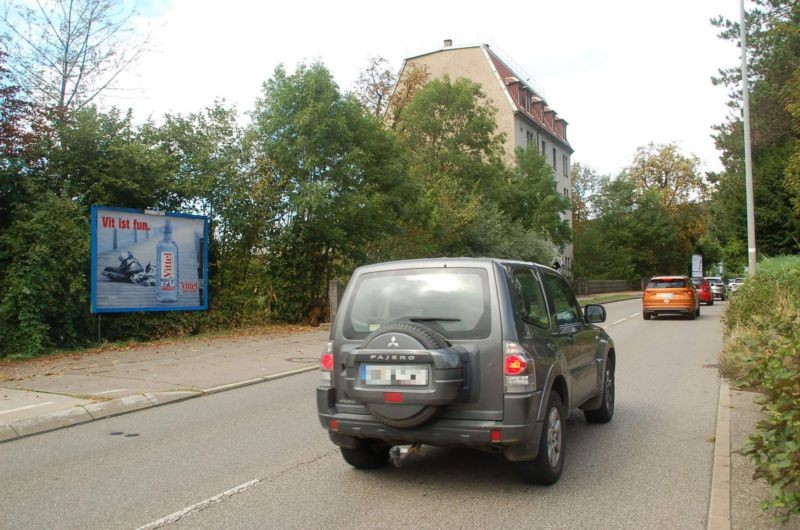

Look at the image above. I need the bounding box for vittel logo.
[162,252,173,279]
[160,252,175,290]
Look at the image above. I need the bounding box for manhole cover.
[286,357,317,364]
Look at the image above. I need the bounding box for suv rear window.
[343,267,491,340]
[647,278,687,288]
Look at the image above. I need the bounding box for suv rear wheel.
[584,361,615,424]
[340,438,391,469]
[518,391,565,485]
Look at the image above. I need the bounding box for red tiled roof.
[485,47,570,148]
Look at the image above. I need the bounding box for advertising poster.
[691,254,703,278]
[91,206,208,313]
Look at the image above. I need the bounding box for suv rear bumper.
[317,387,544,460]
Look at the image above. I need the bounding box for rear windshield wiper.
[403,316,462,322]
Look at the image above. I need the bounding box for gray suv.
[317,258,616,485]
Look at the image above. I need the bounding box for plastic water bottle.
[156,219,179,302]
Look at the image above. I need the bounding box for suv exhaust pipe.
[389,443,423,467]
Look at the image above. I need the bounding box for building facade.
[396,41,574,275]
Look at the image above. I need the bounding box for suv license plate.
[361,364,428,386]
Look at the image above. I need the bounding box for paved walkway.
[0,327,328,440]
[0,310,794,529]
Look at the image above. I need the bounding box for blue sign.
[91,206,208,313]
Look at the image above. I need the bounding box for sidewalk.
[0,326,328,441]
[0,314,792,529]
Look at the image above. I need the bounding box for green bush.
[0,194,93,356]
[720,255,800,520]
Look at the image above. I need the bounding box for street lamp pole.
[740,0,757,275]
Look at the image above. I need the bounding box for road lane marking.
[137,478,262,530]
[603,313,640,329]
[95,389,128,395]
[0,402,56,415]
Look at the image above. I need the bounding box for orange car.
[642,275,700,320]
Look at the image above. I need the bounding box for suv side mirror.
[584,304,606,324]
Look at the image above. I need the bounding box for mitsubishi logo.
[387,336,400,348]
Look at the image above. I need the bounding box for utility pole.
[740,0,757,276]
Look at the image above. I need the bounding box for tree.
[570,162,601,224]
[251,62,410,323]
[0,192,91,355]
[352,56,396,117]
[396,76,506,188]
[0,48,34,230]
[1,0,148,117]
[37,106,178,210]
[390,76,567,264]
[711,1,800,263]
[574,177,683,280]
[504,147,571,249]
[624,142,706,208]
[385,62,429,127]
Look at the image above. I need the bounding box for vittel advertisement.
[91,206,208,313]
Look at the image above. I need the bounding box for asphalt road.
[0,298,724,529]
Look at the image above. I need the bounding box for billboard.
[691,254,703,278]
[91,206,208,313]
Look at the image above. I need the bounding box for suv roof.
[353,257,559,274]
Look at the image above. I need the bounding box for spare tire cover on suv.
[342,320,464,429]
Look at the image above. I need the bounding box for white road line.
[95,389,128,395]
[0,401,56,415]
[137,479,262,530]
[605,313,641,328]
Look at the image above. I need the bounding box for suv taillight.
[504,341,536,393]
[320,342,333,387]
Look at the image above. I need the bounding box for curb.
[0,365,319,443]
[707,379,731,530]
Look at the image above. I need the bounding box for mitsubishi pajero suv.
[316,258,616,485]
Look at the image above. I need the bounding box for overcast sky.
[115,0,744,177]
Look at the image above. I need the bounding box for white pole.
[740,0,757,276]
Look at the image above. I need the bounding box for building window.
[563,187,570,198]
[541,140,546,154]
[552,147,557,168]
[562,155,568,177]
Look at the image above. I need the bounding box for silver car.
[705,277,727,301]
[728,277,745,292]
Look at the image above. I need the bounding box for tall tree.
[386,62,429,128]
[574,177,683,280]
[570,162,601,224]
[1,0,148,117]
[251,62,409,323]
[505,147,571,249]
[624,142,706,207]
[711,1,800,263]
[0,48,34,230]
[352,56,396,117]
[392,76,566,263]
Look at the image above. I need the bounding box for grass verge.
[719,255,800,522]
